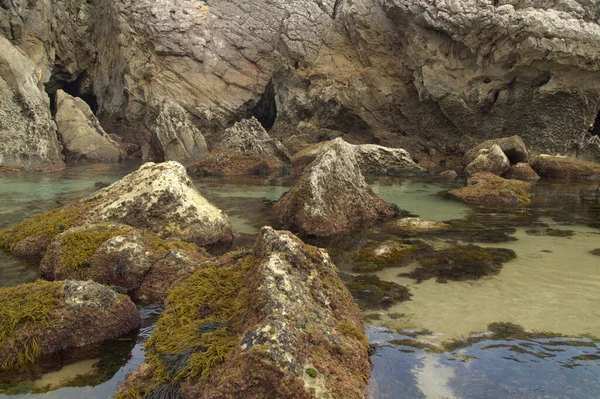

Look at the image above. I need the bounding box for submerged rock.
[0,36,64,170]
[149,100,209,164]
[353,241,419,272]
[39,223,210,303]
[116,227,370,399]
[447,172,531,207]
[54,90,124,164]
[0,280,140,371]
[186,148,284,177]
[275,138,396,236]
[0,162,234,258]
[291,140,423,176]
[464,144,511,176]
[503,162,540,182]
[532,155,600,181]
[393,217,451,233]
[345,274,411,309]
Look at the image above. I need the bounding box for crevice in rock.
[45,68,97,116]
[332,0,343,19]
[590,110,600,137]
[250,79,277,130]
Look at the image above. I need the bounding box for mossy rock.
[186,148,284,177]
[447,172,531,207]
[353,241,419,272]
[0,280,140,371]
[117,227,370,399]
[401,244,516,283]
[345,274,411,309]
[532,155,600,181]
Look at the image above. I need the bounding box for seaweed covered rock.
[401,244,516,283]
[116,227,370,399]
[0,162,235,258]
[345,274,411,309]
[503,162,540,182]
[213,117,290,162]
[39,223,210,303]
[464,136,529,166]
[353,241,419,272]
[393,217,450,233]
[0,280,140,371]
[54,90,125,164]
[464,144,510,176]
[291,140,423,176]
[447,172,531,207]
[275,138,396,236]
[149,100,209,164]
[186,148,284,177]
[532,155,600,181]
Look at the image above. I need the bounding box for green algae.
[0,203,89,251]
[306,368,318,378]
[338,321,370,349]
[60,226,132,276]
[0,281,61,370]
[402,244,516,283]
[117,254,255,398]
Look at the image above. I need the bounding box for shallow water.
[1,165,599,398]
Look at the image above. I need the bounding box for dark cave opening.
[251,80,277,130]
[590,110,600,137]
[45,69,98,116]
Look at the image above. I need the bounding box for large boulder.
[39,223,211,303]
[464,136,529,166]
[275,138,396,236]
[503,162,540,182]
[115,227,370,399]
[0,36,64,170]
[291,140,424,176]
[531,154,600,180]
[464,144,511,176]
[148,100,209,164]
[447,172,531,207]
[55,90,124,163]
[213,117,290,161]
[0,280,140,371]
[186,148,284,177]
[0,162,235,258]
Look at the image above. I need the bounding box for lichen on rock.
[447,171,532,207]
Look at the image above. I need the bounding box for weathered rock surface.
[503,162,541,182]
[464,144,511,176]
[0,280,140,371]
[532,154,600,180]
[291,140,423,176]
[275,138,396,236]
[0,36,63,170]
[447,172,532,207]
[214,117,290,161]
[464,136,529,166]
[148,100,209,163]
[116,226,370,399]
[393,217,451,233]
[55,90,124,163]
[39,223,210,303]
[0,162,234,258]
[186,148,284,177]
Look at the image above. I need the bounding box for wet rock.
[32,163,66,173]
[39,223,210,303]
[503,162,540,182]
[84,163,108,171]
[345,274,411,309]
[0,36,64,170]
[401,244,516,283]
[55,90,124,164]
[291,140,423,176]
[0,165,23,174]
[214,117,290,162]
[0,162,235,258]
[464,144,511,176]
[532,155,600,181]
[353,241,419,272]
[186,148,284,177]
[393,217,451,233]
[149,100,208,164]
[116,227,370,399]
[0,280,140,371]
[447,172,531,207]
[464,136,529,166]
[438,170,458,179]
[275,138,396,236]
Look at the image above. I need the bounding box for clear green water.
[1,164,599,398]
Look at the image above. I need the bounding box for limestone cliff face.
[2,0,600,165]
